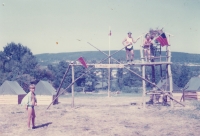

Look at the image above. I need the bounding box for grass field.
[0,93,200,136]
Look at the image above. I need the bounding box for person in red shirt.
[143,33,152,62]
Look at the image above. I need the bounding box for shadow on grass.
[33,122,52,129]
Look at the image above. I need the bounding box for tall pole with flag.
[108,27,111,97]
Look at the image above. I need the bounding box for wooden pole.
[167,45,174,107]
[140,36,146,108]
[56,65,71,97]
[71,63,75,108]
[142,65,146,108]
[108,26,111,97]
[151,65,155,85]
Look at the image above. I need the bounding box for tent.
[0,80,26,104]
[183,77,200,101]
[35,80,58,105]
[156,78,180,92]
[184,77,200,91]
[156,79,182,100]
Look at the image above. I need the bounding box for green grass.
[166,100,200,120]
[192,100,200,110]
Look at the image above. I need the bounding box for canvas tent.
[156,79,182,100]
[35,80,58,105]
[183,77,200,101]
[184,77,200,91]
[0,80,26,104]
[156,78,180,92]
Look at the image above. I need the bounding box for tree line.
[0,43,200,93]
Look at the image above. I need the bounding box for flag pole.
[108,26,111,97]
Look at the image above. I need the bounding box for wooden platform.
[70,62,172,67]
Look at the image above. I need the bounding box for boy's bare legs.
[27,107,36,129]
[27,107,32,129]
[32,108,36,128]
[126,50,129,60]
[143,49,147,61]
[126,50,134,64]
[126,50,130,63]
[130,50,134,63]
[147,49,151,62]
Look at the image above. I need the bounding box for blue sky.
[0,0,200,55]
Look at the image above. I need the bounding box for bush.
[133,87,143,93]
[74,87,84,92]
[110,86,120,92]
[122,86,134,93]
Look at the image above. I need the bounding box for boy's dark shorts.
[125,46,133,51]
[27,105,34,108]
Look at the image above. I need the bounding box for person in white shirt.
[122,32,140,64]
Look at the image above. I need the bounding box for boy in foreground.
[26,84,37,130]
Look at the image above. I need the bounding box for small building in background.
[184,77,200,92]
[0,80,26,104]
[183,77,200,101]
[35,80,58,105]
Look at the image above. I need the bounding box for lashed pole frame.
[56,65,71,98]
[139,36,146,108]
[47,46,129,109]
[47,33,183,109]
[87,41,185,107]
[71,63,75,107]
[166,34,174,107]
[108,26,111,97]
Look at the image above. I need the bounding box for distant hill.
[35,50,200,66]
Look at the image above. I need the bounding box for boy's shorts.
[143,45,150,49]
[27,105,34,108]
[125,46,133,51]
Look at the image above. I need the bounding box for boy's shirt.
[27,92,37,106]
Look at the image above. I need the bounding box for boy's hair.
[145,33,150,38]
[29,84,35,89]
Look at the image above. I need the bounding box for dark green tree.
[0,42,38,86]
[123,67,142,87]
[47,61,72,92]
[84,67,97,91]
[117,68,123,90]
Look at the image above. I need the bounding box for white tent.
[0,80,26,104]
[34,80,58,105]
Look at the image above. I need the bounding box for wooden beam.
[56,65,71,97]
[70,62,172,67]
[71,64,75,108]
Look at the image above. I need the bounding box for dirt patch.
[0,97,200,136]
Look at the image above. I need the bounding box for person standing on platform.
[143,33,153,62]
[122,32,140,64]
